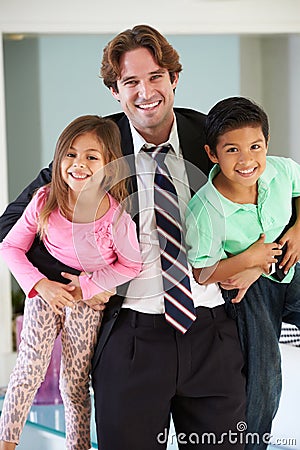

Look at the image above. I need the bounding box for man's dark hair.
[101,24,182,92]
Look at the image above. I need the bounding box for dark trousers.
[223,262,300,450]
[92,305,246,450]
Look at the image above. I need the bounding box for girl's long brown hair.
[38,115,129,237]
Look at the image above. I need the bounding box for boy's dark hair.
[101,24,182,92]
[205,96,269,154]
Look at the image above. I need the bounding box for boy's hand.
[246,233,282,273]
[34,278,76,314]
[278,224,300,274]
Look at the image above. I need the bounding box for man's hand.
[278,224,300,274]
[34,278,76,314]
[84,289,116,311]
[220,267,263,303]
[61,272,82,301]
[61,272,116,310]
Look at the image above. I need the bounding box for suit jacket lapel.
[116,110,211,231]
[176,110,210,196]
[117,115,140,231]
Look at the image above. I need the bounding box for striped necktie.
[144,144,196,333]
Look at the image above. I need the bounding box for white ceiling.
[0,0,300,35]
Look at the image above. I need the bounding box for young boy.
[185,96,300,450]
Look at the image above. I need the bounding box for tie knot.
[143,144,172,163]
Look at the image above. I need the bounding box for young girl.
[0,115,142,450]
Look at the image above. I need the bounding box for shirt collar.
[129,114,180,157]
[206,159,278,217]
[258,158,278,187]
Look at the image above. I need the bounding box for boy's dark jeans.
[222,262,300,450]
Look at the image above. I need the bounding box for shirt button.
[112,311,119,318]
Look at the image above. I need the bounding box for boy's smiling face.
[205,125,268,192]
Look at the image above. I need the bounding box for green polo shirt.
[185,156,300,283]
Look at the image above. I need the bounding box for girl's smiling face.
[61,131,106,194]
[205,125,268,191]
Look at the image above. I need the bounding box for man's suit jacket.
[0,107,212,370]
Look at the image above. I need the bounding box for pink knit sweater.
[0,186,142,299]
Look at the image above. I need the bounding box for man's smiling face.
[110,47,178,144]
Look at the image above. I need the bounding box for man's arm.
[276,197,300,275]
[0,164,53,241]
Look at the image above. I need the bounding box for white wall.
[288,35,300,163]
[240,36,263,102]
[0,33,13,386]
[240,34,300,161]
[4,38,42,201]
[37,34,240,166]
[262,37,291,157]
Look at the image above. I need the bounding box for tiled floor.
[0,397,98,449]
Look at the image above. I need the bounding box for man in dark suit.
[0,25,247,449]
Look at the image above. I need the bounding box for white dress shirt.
[123,116,224,312]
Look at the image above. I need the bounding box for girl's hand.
[245,234,282,273]
[278,225,300,274]
[34,278,76,314]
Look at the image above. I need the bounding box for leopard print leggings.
[0,295,102,449]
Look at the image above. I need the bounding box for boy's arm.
[193,233,282,285]
[186,194,282,287]
[222,196,300,301]
[0,164,53,241]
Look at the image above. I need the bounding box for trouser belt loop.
[210,307,217,319]
[130,310,137,328]
[153,314,161,328]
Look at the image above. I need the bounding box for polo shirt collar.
[206,160,278,217]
